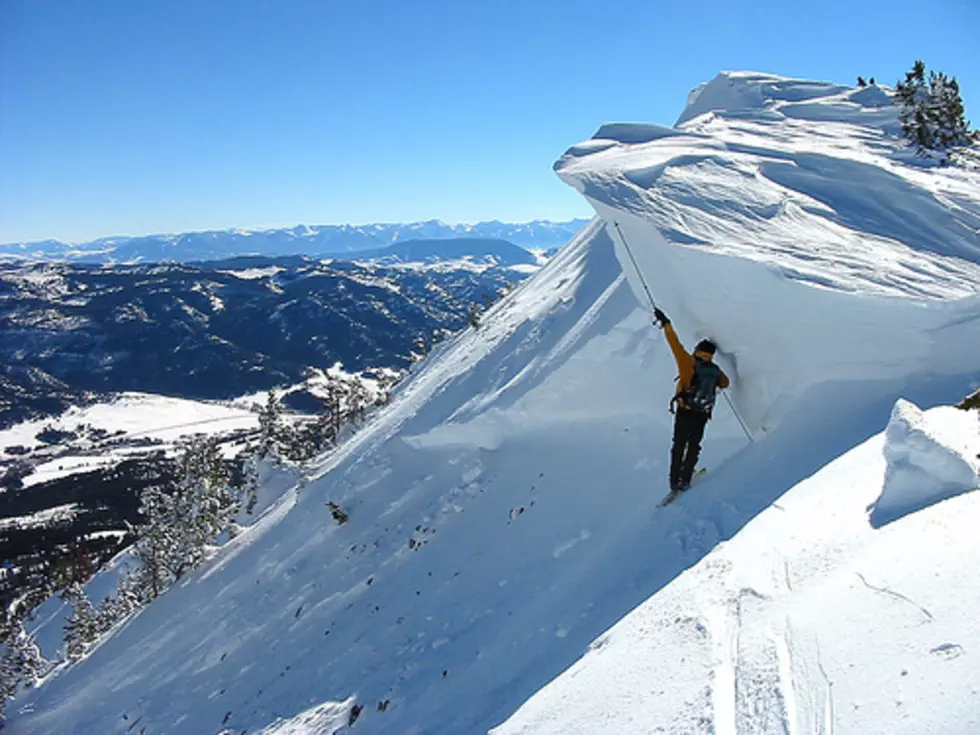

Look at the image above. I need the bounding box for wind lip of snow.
[554,69,980,434]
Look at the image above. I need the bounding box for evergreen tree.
[857,76,867,87]
[896,61,933,151]
[896,60,974,153]
[467,302,482,330]
[62,583,99,661]
[131,436,243,598]
[930,72,972,148]
[130,484,177,599]
[0,621,44,719]
[257,391,285,459]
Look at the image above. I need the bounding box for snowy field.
[0,392,259,490]
[6,72,980,734]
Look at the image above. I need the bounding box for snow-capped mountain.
[7,72,980,735]
[0,254,530,427]
[0,220,589,264]
[348,238,541,269]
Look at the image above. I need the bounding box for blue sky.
[1,0,977,243]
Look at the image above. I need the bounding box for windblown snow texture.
[8,72,980,735]
[556,71,980,433]
[871,399,980,527]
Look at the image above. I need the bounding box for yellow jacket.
[663,323,730,396]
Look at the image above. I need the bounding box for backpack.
[678,357,721,416]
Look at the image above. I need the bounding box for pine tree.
[896,60,974,154]
[857,76,867,87]
[131,436,243,598]
[258,391,285,459]
[344,376,370,426]
[467,302,482,330]
[323,377,348,445]
[0,621,45,719]
[930,72,972,148]
[131,484,177,599]
[62,583,99,661]
[167,436,240,578]
[896,60,932,151]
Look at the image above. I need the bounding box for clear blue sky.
[1,0,977,243]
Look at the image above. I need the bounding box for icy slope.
[556,71,980,432]
[12,220,738,734]
[495,402,980,735]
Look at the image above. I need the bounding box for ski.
[657,468,707,507]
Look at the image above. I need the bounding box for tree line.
[0,366,403,719]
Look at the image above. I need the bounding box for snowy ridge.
[7,73,980,735]
[556,71,980,432]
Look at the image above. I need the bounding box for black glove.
[653,307,670,326]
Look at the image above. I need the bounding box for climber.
[653,307,729,493]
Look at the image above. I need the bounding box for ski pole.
[611,221,755,444]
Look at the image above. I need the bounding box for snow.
[555,71,980,433]
[0,503,78,531]
[495,407,980,735]
[219,266,285,280]
[6,71,980,735]
[0,392,258,454]
[254,698,354,734]
[0,392,259,488]
[870,399,980,526]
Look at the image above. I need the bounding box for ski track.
[702,557,842,735]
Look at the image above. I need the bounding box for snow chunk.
[871,399,980,526]
[254,698,355,734]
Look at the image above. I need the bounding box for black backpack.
[679,357,722,416]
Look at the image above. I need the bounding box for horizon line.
[2,215,595,248]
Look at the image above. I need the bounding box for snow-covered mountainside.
[0,220,589,264]
[7,72,980,735]
[349,238,541,270]
[0,393,265,622]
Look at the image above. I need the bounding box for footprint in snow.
[930,643,965,660]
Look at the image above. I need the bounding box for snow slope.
[495,402,980,735]
[7,73,980,735]
[0,392,259,489]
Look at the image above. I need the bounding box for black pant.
[670,408,708,490]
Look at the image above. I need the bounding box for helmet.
[694,339,716,355]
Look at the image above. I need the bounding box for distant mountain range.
[0,219,589,264]
[348,237,540,267]
[0,254,532,427]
